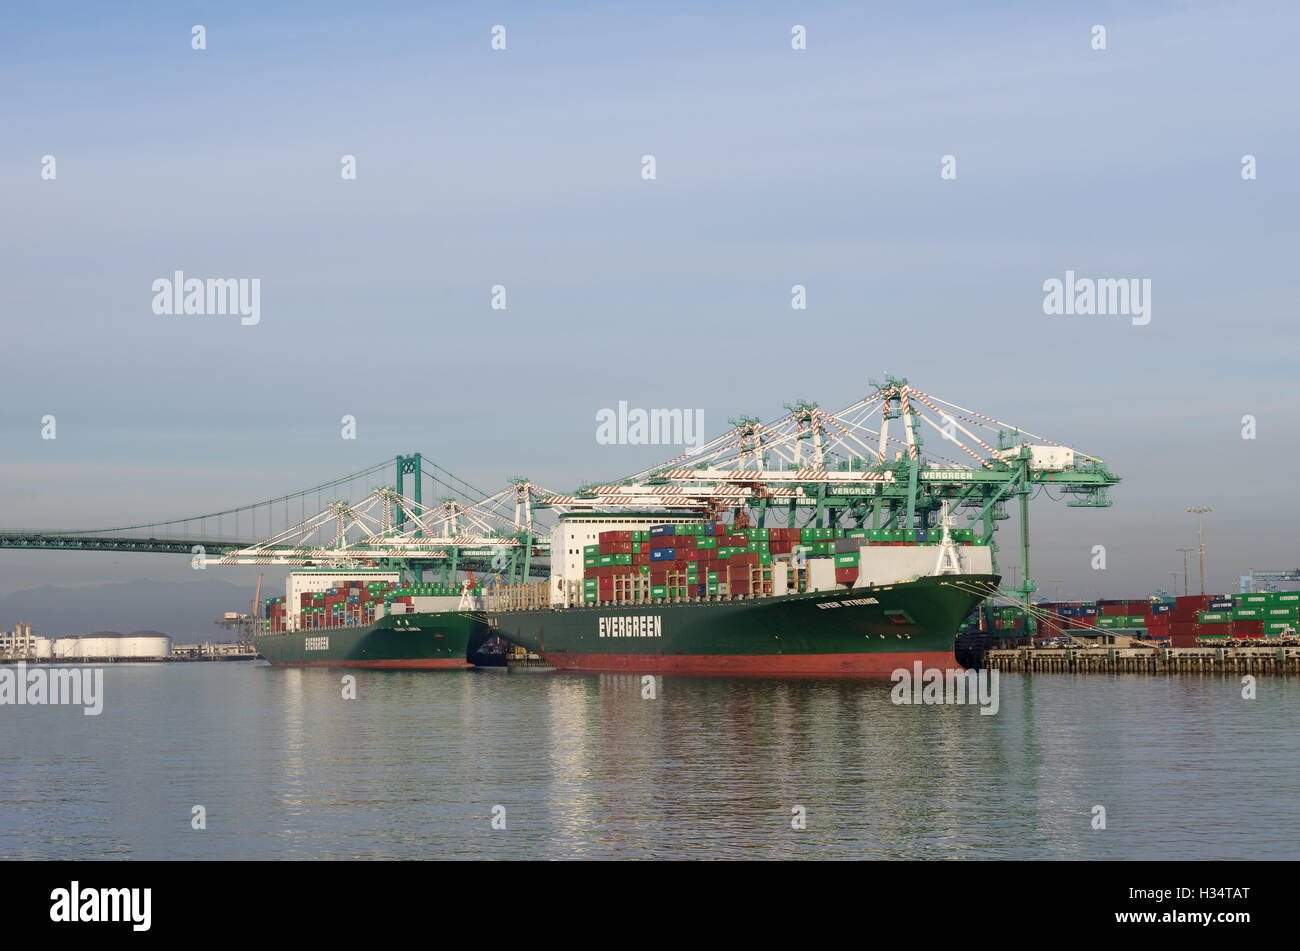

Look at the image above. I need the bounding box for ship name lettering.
[818,597,879,610]
[598,616,663,638]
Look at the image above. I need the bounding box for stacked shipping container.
[580,522,989,603]
[1025,591,1300,647]
[264,578,486,632]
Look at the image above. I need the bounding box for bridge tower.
[395,453,423,529]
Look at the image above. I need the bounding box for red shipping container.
[834,567,858,583]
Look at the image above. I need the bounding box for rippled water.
[2,663,1297,859]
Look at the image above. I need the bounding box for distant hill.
[0,580,260,639]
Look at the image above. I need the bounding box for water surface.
[2,663,1295,859]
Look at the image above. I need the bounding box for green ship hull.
[488,574,998,676]
[254,611,488,668]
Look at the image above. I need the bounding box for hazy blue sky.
[2,0,1297,602]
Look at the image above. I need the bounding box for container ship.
[485,513,999,676]
[253,569,489,668]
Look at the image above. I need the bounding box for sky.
[1,0,1297,602]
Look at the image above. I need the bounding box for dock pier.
[986,645,1300,675]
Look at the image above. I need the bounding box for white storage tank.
[51,634,172,659]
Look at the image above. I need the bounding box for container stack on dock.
[1019,591,1300,647]
[1174,590,1300,644]
[991,603,1029,635]
[580,522,989,604]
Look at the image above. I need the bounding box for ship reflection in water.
[1,664,1297,859]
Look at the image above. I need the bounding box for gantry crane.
[541,377,1120,633]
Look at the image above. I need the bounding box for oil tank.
[51,634,172,659]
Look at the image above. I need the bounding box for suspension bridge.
[0,377,1121,624]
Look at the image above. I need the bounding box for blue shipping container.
[650,548,675,562]
[648,525,676,537]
